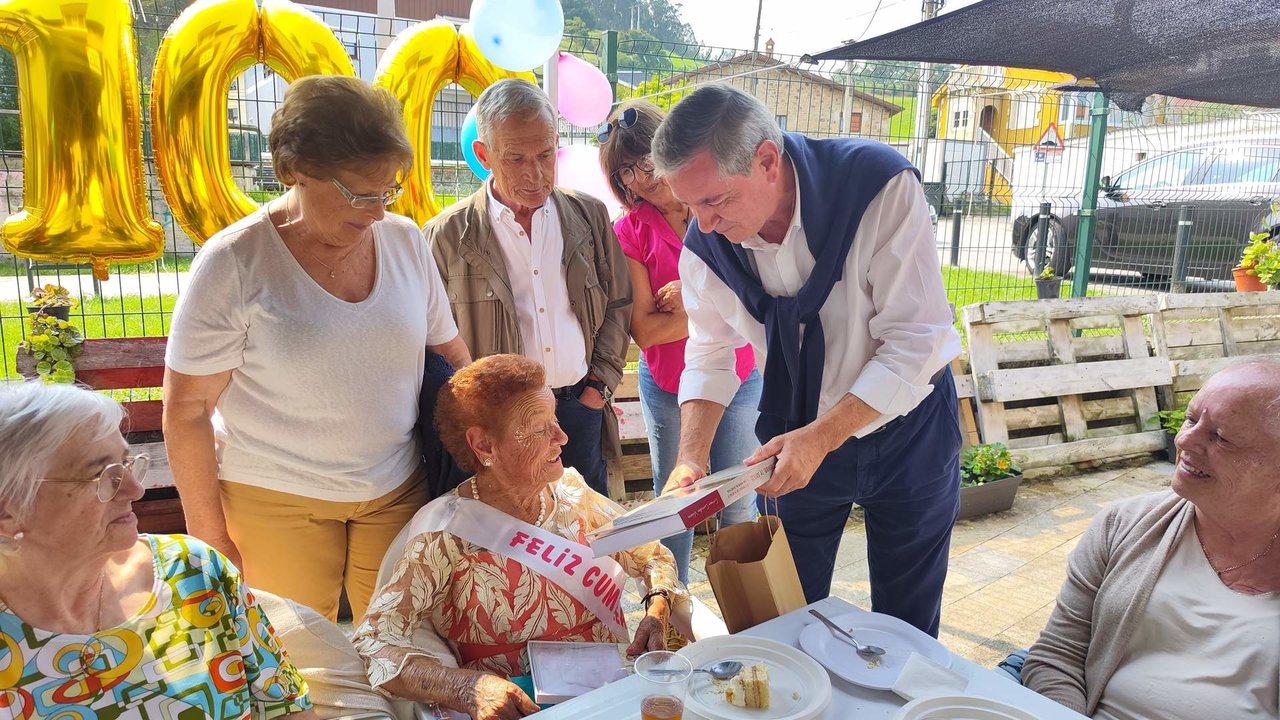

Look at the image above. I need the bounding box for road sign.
[1034,122,1064,152]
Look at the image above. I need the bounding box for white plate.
[797,611,952,690]
[676,635,832,720]
[894,694,1040,720]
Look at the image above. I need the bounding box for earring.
[6,532,22,543]
[482,457,494,467]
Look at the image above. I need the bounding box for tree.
[562,0,696,45]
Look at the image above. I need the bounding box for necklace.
[97,573,107,631]
[470,477,548,526]
[1199,527,1279,575]
[283,198,367,279]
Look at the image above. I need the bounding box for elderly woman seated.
[1023,362,1280,719]
[353,354,685,720]
[0,382,315,719]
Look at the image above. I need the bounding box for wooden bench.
[15,337,184,534]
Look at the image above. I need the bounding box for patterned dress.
[0,535,310,719]
[353,470,683,685]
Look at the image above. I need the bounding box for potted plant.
[1148,408,1185,462]
[17,313,84,384]
[1235,232,1275,292]
[958,442,1023,520]
[26,284,77,321]
[1034,266,1062,299]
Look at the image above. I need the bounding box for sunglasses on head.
[597,107,639,144]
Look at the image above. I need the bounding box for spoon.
[650,660,743,680]
[808,609,887,657]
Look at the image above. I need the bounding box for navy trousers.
[760,368,962,637]
[556,396,609,495]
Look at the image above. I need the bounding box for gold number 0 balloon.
[0,0,163,278]
[150,0,354,244]
[376,21,533,225]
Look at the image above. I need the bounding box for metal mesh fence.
[3,4,1280,381]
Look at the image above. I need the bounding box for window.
[848,112,862,134]
[775,115,788,131]
[1112,150,1206,191]
[952,109,969,129]
[227,108,238,123]
[1199,146,1280,184]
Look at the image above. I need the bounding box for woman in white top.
[1024,362,1280,719]
[164,76,470,622]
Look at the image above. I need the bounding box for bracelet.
[642,589,671,610]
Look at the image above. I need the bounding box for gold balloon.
[0,0,163,277]
[375,20,460,223]
[150,0,354,244]
[376,21,533,225]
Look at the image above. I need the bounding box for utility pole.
[753,0,764,51]
[913,0,943,175]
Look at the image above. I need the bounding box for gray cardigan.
[1023,490,1280,716]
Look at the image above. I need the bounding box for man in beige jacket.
[424,79,632,496]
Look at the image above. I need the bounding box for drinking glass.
[635,651,692,720]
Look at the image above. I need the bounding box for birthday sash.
[408,493,629,639]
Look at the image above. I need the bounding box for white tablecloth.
[536,596,1089,719]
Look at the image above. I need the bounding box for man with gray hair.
[424,78,632,496]
[653,83,961,636]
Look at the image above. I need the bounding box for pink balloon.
[556,51,613,127]
[556,145,622,220]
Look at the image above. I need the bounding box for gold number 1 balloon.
[0,0,163,278]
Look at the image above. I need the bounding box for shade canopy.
[810,0,1280,111]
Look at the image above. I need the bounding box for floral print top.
[353,470,683,684]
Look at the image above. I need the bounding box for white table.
[538,597,1088,719]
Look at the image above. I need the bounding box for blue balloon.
[470,0,565,72]
[461,107,490,182]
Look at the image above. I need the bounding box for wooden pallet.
[962,297,1169,470]
[1152,291,1280,408]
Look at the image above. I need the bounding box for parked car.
[1011,138,1280,281]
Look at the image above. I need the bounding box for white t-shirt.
[1095,526,1280,720]
[166,208,459,502]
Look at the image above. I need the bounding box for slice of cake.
[724,662,770,709]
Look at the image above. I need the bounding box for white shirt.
[679,169,961,436]
[1094,526,1279,720]
[166,209,459,502]
[486,182,588,389]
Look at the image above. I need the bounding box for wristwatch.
[642,588,671,610]
[582,377,613,403]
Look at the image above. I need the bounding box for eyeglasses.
[39,454,151,503]
[331,177,404,210]
[617,156,656,188]
[597,107,639,144]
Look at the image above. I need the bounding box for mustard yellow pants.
[221,466,428,623]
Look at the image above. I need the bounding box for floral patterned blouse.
[352,470,683,685]
[0,534,311,719]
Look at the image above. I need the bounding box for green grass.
[3,294,177,381]
[1,255,194,278]
[885,95,919,142]
[2,267,1103,380]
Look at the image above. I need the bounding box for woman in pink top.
[599,100,762,583]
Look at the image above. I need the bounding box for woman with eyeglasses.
[598,100,762,586]
[0,382,316,718]
[165,75,470,623]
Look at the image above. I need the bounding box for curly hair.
[435,355,547,473]
[598,100,666,211]
[268,75,413,184]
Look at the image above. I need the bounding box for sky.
[678,0,981,57]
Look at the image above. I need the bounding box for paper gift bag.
[705,515,807,633]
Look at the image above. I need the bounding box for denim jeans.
[638,357,762,583]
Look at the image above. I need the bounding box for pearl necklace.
[470,477,548,526]
[1199,528,1279,575]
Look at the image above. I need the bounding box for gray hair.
[652,83,784,177]
[0,383,123,542]
[474,78,556,145]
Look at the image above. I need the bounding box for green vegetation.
[3,294,176,380]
